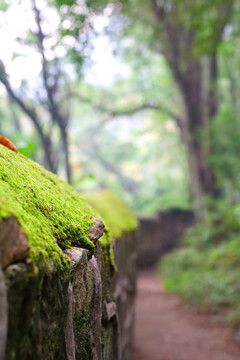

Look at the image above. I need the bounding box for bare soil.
[133,270,240,360]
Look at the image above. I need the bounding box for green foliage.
[0,0,10,11]
[70,76,190,215]
[163,262,240,310]
[118,0,236,56]
[175,0,235,53]
[161,196,240,324]
[11,134,38,159]
[1,0,239,219]
[209,31,240,188]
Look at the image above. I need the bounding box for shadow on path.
[133,270,240,360]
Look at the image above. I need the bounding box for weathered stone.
[0,217,30,269]
[65,282,75,360]
[89,256,102,360]
[138,209,195,268]
[112,231,138,360]
[88,216,105,242]
[0,269,7,360]
[0,147,138,360]
[67,248,93,312]
[105,302,117,321]
[64,248,85,268]
[65,248,96,359]
[2,230,138,360]
[4,262,69,360]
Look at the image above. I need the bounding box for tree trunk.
[151,3,220,211]
[181,57,217,191]
[60,126,72,185]
[173,55,218,214]
[33,0,72,184]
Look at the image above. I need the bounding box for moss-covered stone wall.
[0,145,138,360]
[83,190,138,360]
[83,190,137,240]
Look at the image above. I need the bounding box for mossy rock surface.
[83,190,137,239]
[0,145,110,267]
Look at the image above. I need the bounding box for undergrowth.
[161,196,240,328]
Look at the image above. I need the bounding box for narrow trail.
[133,270,240,360]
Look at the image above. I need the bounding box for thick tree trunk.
[152,4,218,209]
[151,0,234,215]
[174,56,218,213]
[182,58,217,194]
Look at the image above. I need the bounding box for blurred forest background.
[2,0,240,324]
[0,0,193,215]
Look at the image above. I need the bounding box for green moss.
[74,314,93,359]
[0,145,110,267]
[82,190,137,240]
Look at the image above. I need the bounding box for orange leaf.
[0,135,18,153]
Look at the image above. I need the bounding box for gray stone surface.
[89,256,102,360]
[113,231,138,360]
[0,217,30,269]
[138,208,195,268]
[88,216,105,242]
[65,282,75,360]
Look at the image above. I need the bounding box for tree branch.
[72,92,185,132]
[32,0,72,184]
[91,142,138,195]
[0,75,55,172]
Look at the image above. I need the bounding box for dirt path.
[133,270,240,360]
